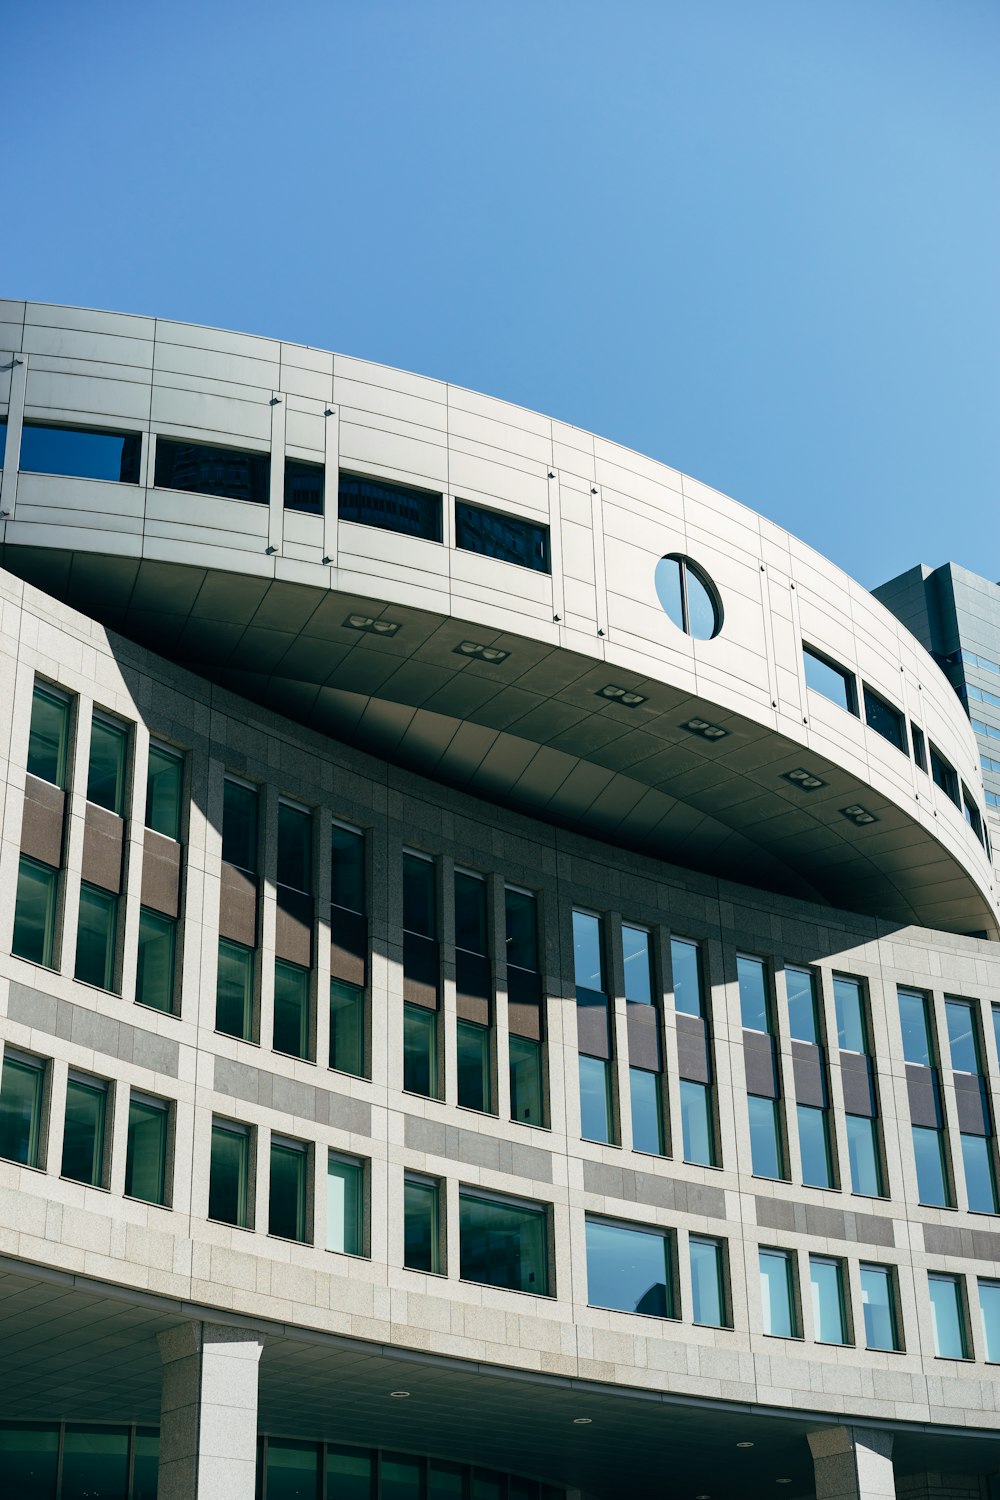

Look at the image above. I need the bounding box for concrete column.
[808,1426,894,1500]
[157,1321,264,1500]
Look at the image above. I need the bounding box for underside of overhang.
[4,545,995,938]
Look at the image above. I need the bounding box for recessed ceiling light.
[389,1390,410,1399]
[776,1480,793,1485]
[784,768,827,791]
[841,803,878,826]
[736,1441,754,1448]
[454,641,509,663]
[599,684,647,707]
[683,716,729,740]
[345,614,401,637]
[573,1417,592,1425]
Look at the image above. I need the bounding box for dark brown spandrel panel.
[675,1013,710,1083]
[456,949,491,1026]
[954,1072,990,1136]
[220,862,258,947]
[577,988,611,1060]
[276,886,313,968]
[21,774,65,869]
[141,829,182,917]
[743,1029,778,1099]
[626,1001,661,1072]
[331,906,367,987]
[840,1050,875,1117]
[792,1039,827,1108]
[906,1062,942,1129]
[404,931,439,1010]
[82,802,124,893]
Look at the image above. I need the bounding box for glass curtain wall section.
[574,911,615,1144]
[145,742,183,839]
[61,1075,107,1186]
[690,1237,727,1326]
[27,681,71,786]
[671,938,717,1165]
[0,1052,45,1167]
[506,886,545,1127]
[135,908,176,1013]
[75,885,118,990]
[899,989,953,1207]
[834,975,885,1197]
[269,1138,309,1243]
[759,1249,798,1337]
[403,1174,441,1273]
[403,852,440,1098]
[216,939,255,1040]
[459,1191,549,1296]
[455,870,493,1114]
[87,714,128,814]
[928,1274,969,1358]
[585,1218,673,1317]
[12,856,58,967]
[623,925,665,1155]
[860,1264,900,1351]
[786,967,833,1189]
[327,1153,365,1256]
[209,1119,251,1227]
[124,1095,169,1206]
[740,956,785,1179]
[945,998,999,1214]
[330,822,367,1077]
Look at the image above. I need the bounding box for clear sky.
[6,1,998,590]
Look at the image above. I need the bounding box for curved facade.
[0,302,998,1500]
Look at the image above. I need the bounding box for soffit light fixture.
[389,1390,410,1399]
[683,717,729,741]
[572,1417,592,1425]
[841,803,878,827]
[736,1441,754,1449]
[598,684,647,707]
[454,641,510,663]
[345,615,401,637]
[784,768,827,791]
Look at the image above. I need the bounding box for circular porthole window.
[654,553,722,640]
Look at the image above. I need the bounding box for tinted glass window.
[899,990,933,1066]
[20,422,140,483]
[680,1078,716,1166]
[945,1000,979,1074]
[863,686,906,752]
[273,960,310,1060]
[330,979,365,1077]
[455,871,488,955]
[979,1279,1000,1362]
[930,744,960,805]
[810,1257,848,1344]
[277,802,312,893]
[125,1095,169,1205]
[622,926,653,1004]
[12,857,58,968]
[690,1237,726,1326]
[154,438,269,504]
[629,1067,664,1155]
[671,938,704,1016]
[797,1104,833,1189]
[339,473,442,541]
[404,1175,440,1273]
[585,1217,672,1316]
[579,1054,613,1143]
[459,1191,549,1295]
[455,499,550,573]
[803,645,857,713]
[209,1120,250,1227]
[505,888,538,971]
[269,1138,309,1242]
[834,975,867,1052]
[738,955,770,1031]
[222,779,258,874]
[403,853,435,937]
[62,1426,129,1499]
[146,742,183,839]
[860,1264,899,1350]
[136,908,176,1013]
[327,1153,364,1255]
[509,1036,544,1126]
[62,1076,106,1185]
[87,715,128,814]
[759,1249,797,1336]
[786,968,819,1043]
[284,458,324,514]
[331,824,365,912]
[911,724,928,770]
[845,1114,883,1197]
[0,1054,45,1168]
[748,1094,784,1179]
[928,1274,967,1358]
[216,940,254,1040]
[960,1133,998,1214]
[403,1004,438,1097]
[913,1125,951,1207]
[573,910,604,992]
[457,1019,492,1113]
[267,1440,320,1500]
[75,885,118,990]
[27,682,71,787]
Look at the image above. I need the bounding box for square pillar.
[808,1426,894,1500]
[157,1321,264,1500]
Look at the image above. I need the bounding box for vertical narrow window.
[786,967,819,1044]
[671,937,704,1017]
[759,1249,798,1337]
[326,1152,365,1256]
[457,1020,493,1114]
[277,801,312,894]
[404,1174,441,1273]
[61,1074,107,1186]
[585,1217,673,1317]
[209,1119,251,1227]
[741,956,785,1179]
[269,1137,309,1243]
[145,742,183,839]
[403,851,440,1099]
[403,850,436,938]
[946,998,998,1215]
[403,1005,439,1099]
[624,925,664,1156]
[216,939,254,1040]
[329,979,365,1077]
[273,960,311,1061]
[136,908,177,1013]
[834,975,884,1197]
[690,1237,727,1327]
[125,1094,169,1206]
[222,777,259,874]
[978,1279,1000,1363]
[455,869,488,956]
[672,938,716,1166]
[87,714,128,814]
[331,822,366,914]
[506,886,546,1128]
[0,1052,46,1167]
[748,1095,785,1180]
[574,911,615,1144]
[900,989,952,1207]
[75,884,118,990]
[899,989,934,1066]
[809,1256,849,1344]
[679,1078,716,1167]
[928,1274,969,1358]
[786,967,833,1189]
[845,1115,884,1198]
[860,1264,900,1351]
[738,954,771,1031]
[797,1103,834,1189]
[27,682,71,787]
[12,857,58,967]
[455,870,493,1114]
[912,1124,951,1208]
[629,1069,665,1155]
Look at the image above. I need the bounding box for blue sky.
[6,1,998,589]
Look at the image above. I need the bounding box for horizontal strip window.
[154,437,269,504]
[959,648,1000,676]
[972,718,1000,743]
[981,753,1000,776]
[338,472,442,542]
[803,644,858,715]
[930,743,960,806]
[967,682,1000,710]
[863,685,906,754]
[455,498,551,573]
[284,458,324,514]
[20,422,141,483]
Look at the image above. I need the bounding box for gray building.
[0,302,999,1500]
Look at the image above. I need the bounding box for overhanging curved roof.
[0,299,995,935]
